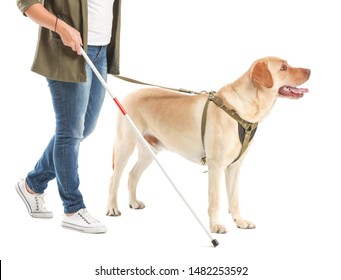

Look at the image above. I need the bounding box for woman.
[15,0,121,234]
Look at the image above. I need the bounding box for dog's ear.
[251,61,274,88]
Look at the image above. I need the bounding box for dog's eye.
[280,64,287,71]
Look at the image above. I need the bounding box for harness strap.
[201,94,211,158]
[201,93,258,165]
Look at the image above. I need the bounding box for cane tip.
[211,239,219,247]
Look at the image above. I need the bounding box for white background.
[1,0,341,279]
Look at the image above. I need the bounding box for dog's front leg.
[225,162,255,229]
[208,165,227,233]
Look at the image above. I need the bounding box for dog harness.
[113,75,258,165]
[201,91,258,165]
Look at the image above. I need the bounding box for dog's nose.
[303,68,311,79]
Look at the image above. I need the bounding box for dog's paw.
[129,201,145,210]
[210,223,228,234]
[106,208,122,216]
[235,219,255,229]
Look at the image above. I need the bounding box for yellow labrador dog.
[106,57,310,233]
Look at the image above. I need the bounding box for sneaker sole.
[62,222,107,234]
[15,182,53,219]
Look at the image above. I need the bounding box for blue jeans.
[26,46,107,214]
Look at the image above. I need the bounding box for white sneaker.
[62,208,107,234]
[15,180,53,218]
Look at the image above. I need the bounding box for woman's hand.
[55,19,83,55]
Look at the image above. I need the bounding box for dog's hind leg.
[225,161,255,229]
[128,138,157,210]
[106,123,137,216]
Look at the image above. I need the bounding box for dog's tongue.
[279,86,309,98]
[288,86,308,94]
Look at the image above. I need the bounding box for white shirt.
[88,0,115,45]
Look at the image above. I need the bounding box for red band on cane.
[113,97,127,115]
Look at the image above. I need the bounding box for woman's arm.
[25,3,83,55]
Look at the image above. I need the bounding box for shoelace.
[21,178,49,212]
[34,194,48,212]
[78,209,98,224]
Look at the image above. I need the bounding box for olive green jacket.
[17,0,121,82]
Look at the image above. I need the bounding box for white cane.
[81,48,218,247]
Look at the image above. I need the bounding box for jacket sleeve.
[17,0,42,15]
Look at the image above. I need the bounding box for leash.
[114,75,202,95]
[113,75,258,166]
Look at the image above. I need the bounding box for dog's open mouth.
[278,86,309,99]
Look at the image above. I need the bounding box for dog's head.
[250,57,310,99]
